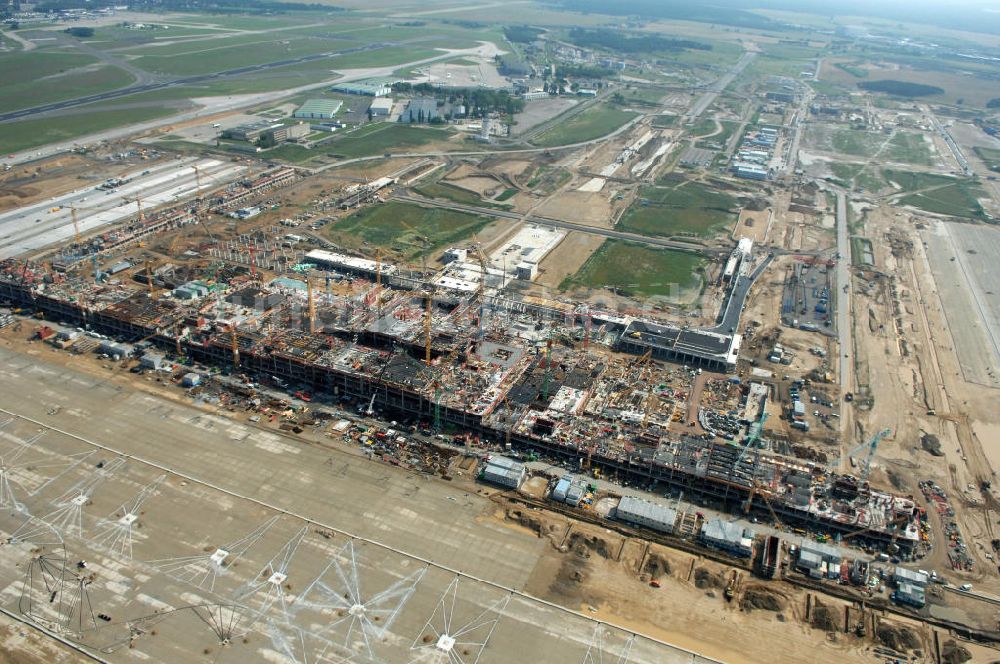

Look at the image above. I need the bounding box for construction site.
[3,22,1000,662]
[0,155,927,562]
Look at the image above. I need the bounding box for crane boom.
[860,428,892,483]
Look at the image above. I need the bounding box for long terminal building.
[0,248,922,555]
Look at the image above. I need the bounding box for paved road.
[309,114,646,175]
[706,253,774,335]
[926,106,972,176]
[390,192,721,256]
[0,43,389,123]
[2,43,503,166]
[0,157,245,259]
[685,51,756,122]
[832,187,855,463]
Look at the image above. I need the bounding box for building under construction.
[0,246,921,555]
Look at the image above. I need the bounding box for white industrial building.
[480,455,526,489]
[700,519,755,557]
[892,567,929,587]
[369,97,394,116]
[615,496,677,534]
[293,99,343,120]
[305,249,398,278]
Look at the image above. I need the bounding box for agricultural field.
[531,103,638,147]
[326,201,492,257]
[559,239,705,299]
[620,181,739,238]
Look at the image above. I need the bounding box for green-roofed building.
[293,99,344,120]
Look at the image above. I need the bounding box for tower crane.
[423,291,433,367]
[736,410,769,466]
[122,195,144,224]
[69,205,83,247]
[825,428,891,479]
[859,428,892,483]
[306,277,317,334]
[472,243,489,339]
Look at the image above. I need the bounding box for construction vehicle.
[724,570,738,601]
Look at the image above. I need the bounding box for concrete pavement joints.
[0,345,718,663]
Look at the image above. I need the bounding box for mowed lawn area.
[531,103,638,147]
[325,124,454,158]
[326,201,491,257]
[560,240,705,299]
[620,181,739,238]
[0,52,135,114]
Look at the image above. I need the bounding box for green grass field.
[326,201,491,256]
[687,117,717,138]
[0,62,134,114]
[621,181,738,238]
[828,162,886,193]
[831,129,884,158]
[560,240,704,299]
[652,114,679,128]
[615,87,667,107]
[696,120,740,148]
[531,103,638,147]
[133,37,341,76]
[898,183,985,218]
[324,124,453,158]
[974,146,1000,172]
[413,182,483,206]
[884,131,935,166]
[0,105,179,154]
[882,169,985,217]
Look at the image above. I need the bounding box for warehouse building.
[732,164,770,181]
[293,99,343,120]
[332,79,394,96]
[369,97,394,117]
[614,496,677,534]
[480,455,526,489]
[892,567,929,587]
[222,121,273,143]
[700,519,755,557]
[551,475,588,506]
[893,581,926,608]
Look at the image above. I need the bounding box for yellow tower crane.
[69,205,83,247]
